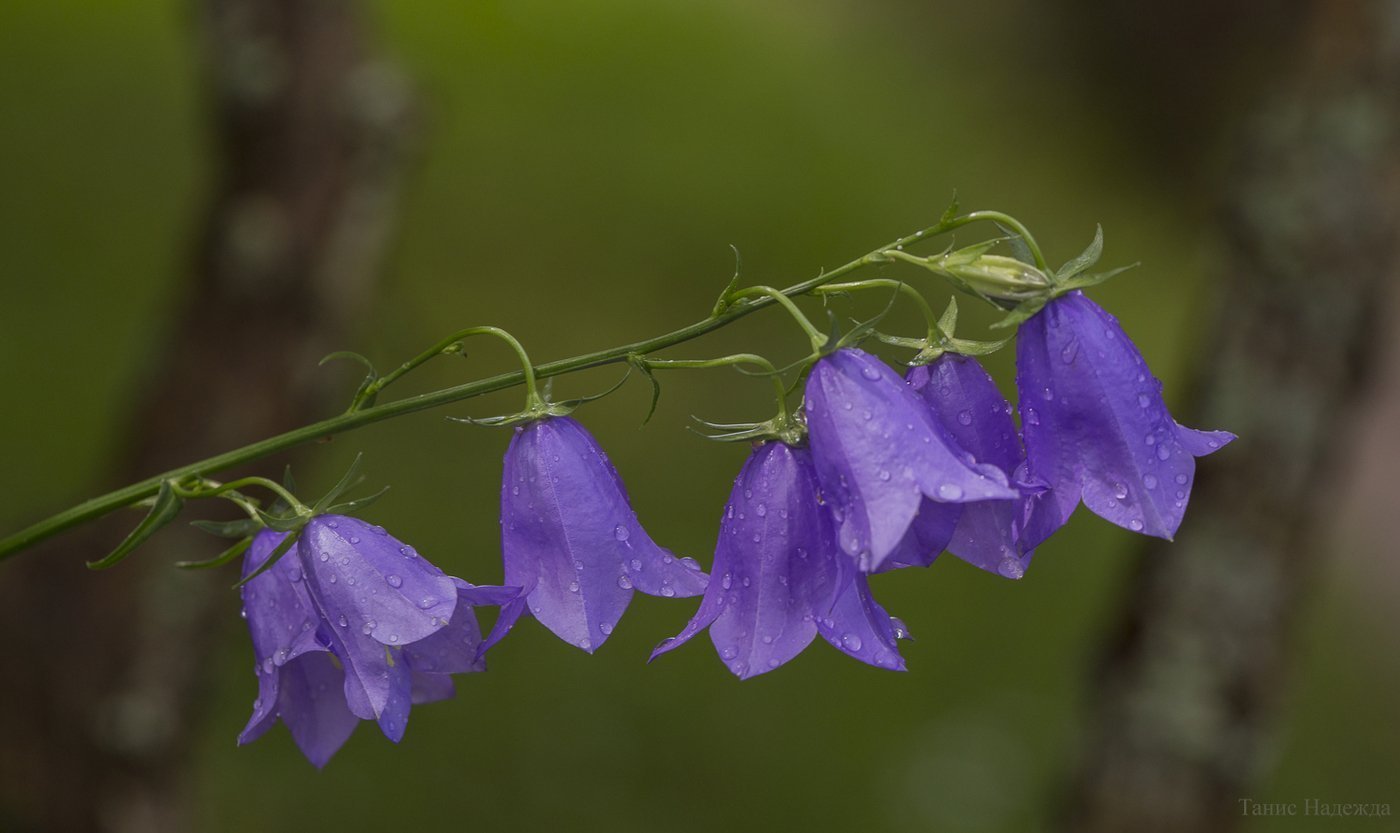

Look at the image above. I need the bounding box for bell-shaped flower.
[239,519,518,765]
[1016,290,1234,539]
[497,416,707,653]
[238,530,357,768]
[898,354,1045,578]
[651,441,910,678]
[804,347,1019,573]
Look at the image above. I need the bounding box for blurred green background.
[0,1,1394,831]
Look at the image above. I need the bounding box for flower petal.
[374,650,414,743]
[705,444,837,679]
[1017,292,1227,539]
[276,652,359,769]
[805,348,1016,572]
[410,672,456,705]
[816,572,907,671]
[502,417,704,652]
[298,516,457,647]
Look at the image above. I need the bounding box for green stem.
[175,476,310,516]
[0,219,979,561]
[727,286,828,350]
[932,210,1048,272]
[643,354,789,422]
[814,279,940,340]
[364,325,543,412]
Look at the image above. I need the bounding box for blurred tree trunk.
[1063,1,1400,831]
[0,2,413,831]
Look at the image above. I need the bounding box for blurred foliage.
[0,1,1393,831]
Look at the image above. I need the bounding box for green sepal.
[1054,224,1104,282]
[995,222,1038,267]
[551,367,632,411]
[831,289,899,353]
[938,193,961,227]
[936,297,959,340]
[176,535,252,570]
[320,351,380,411]
[324,485,391,516]
[87,480,184,569]
[990,297,1048,330]
[1057,262,1139,292]
[256,507,306,533]
[689,414,804,447]
[310,453,365,514]
[232,530,299,589]
[190,517,262,539]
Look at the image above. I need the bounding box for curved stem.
[728,286,827,350]
[176,476,310,516]
[931,210,1048,272]
[0,218,999,561]
[815,279,939,340]
[365,325,542,411]
[643,354,788,422]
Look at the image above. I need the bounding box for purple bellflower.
[804,347,1019,573]
[493,416,708,653]
[1016,290,1234,539]
[652,441,910,678]
[896,354,1044,579]
[239,520,517,766]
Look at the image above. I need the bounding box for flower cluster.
[236,283,1232,766]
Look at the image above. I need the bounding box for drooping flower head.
[899,353,1044,578]
[240,520,517,765]
[494,416,707,653]
[652,441,910,678]
[804,347,1019,573]
[1016,290,1234,539]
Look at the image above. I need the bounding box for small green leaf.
[627,354,662,424]
[990,298,1047,330]
[936,297,959,340]
[233,531,299,588]
[939,192,961,227]
[311,453,365,513]
[176,535,252,569]
[1055,224,1104,281]
[87,481,185,569]
[255,507,304,532]
[1057,262,1139,292]
[946,335,1011,356]
[325,485,391,515]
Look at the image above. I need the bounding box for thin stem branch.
[0,219,984,561]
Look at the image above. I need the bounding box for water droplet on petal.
[660,586,675,597]
[568,581,580,593]
[841,633,863,652]
[617,575,633,590]
[861,365,880,381]
[613,525,630,541]
[386,574,402,588]
[755,503,767,517]
[1138,393,1152,408]
[878,469,891,481]
[579,637,592,650]
[721,573,733,589]
[1143,474,1158,489]
[1129,519,1144,531]
[362,620,377,635]
[600,623,613,635]
[1156,445,1171,461]
[419,596,436,609]
[1113,482,1129,500]
[319,551,330,562]
[338,615,349,628]
[957,409,973,426]
[937,483,964,500]
[997,558,1025,579]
